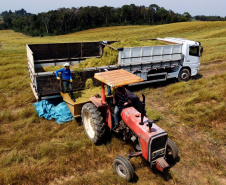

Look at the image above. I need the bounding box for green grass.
[0,22,226,184]
[165,73,226,141]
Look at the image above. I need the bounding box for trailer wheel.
[166,139,179,160]
[81,103,106,144]
[113,156,135,182]
[178,68,190,82]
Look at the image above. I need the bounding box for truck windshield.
[189,46,199,57]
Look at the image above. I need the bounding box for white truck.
[114,37,203,85]
[27,38,203,100]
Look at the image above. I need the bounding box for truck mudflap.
[156,157,169,172]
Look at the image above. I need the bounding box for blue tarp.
[33,100,74,124]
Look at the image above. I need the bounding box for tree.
[15,9,27,16]
[149,4,160,24]
[183,12,192,21]
[40,13,50,34]
[4,5,221,36]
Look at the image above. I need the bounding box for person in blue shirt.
[56,63,75,102]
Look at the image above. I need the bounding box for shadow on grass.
[75,119,114,145]
[167,155,180,168]
[152,166,173,181]
[128,155,181,182]
[75,117,82,126]
[139,155,180,182]
[191,73,203,80]
[126,78,177,92]
[153,155,180,181]
[126,74,204,93]
[47,97,63,105]
[131,172,139,183]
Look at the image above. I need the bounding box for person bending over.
[113,86,131,130]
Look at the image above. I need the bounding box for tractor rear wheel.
[166,138,179,160]
[113,156,135,182]
[81,103,106,144]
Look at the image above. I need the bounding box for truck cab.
[158,37,203,79]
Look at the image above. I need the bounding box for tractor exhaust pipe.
[139,94,145,125]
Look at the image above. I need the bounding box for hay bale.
[85,78,94,89]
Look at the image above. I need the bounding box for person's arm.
[69,69,72,80]
[69,69,73,82]
[124,99,132,106]
[123,93,131,106]
[56,68,63,79]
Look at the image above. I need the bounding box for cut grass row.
[165,73,226,142]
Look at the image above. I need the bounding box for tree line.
[195,15,226,21]
[0,4,224,36]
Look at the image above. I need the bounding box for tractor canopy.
[94,69,143,87]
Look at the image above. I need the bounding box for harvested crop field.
[0,22,226,184]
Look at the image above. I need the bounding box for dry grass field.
[0,21,226,184]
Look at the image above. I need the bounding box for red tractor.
[81,69,178,181]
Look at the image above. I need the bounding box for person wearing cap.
[56,63,75,102]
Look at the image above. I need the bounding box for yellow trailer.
[60,69,143,118]
[60,92,91,118]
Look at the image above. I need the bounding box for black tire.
[113,156,135,182]
[81,103,106,144]
[178,68,190,82]
[166,139,179,160]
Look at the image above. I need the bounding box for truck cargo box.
[27,41,117,100]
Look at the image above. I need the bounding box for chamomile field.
[0,21,226,184]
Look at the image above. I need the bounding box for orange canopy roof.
[94,69,143,87]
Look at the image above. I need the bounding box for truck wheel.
[113,156,135,182]
[178,68,190,82]
[166,139,179,160]
[81,103,106,144]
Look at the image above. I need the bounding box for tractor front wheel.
[166,138,179,160]
[113,156,135,182]
[81,103,106,144]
